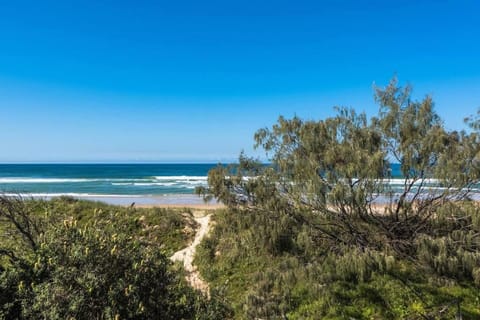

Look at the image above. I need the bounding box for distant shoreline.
[3,193,222,208]
[73,194,225,209]
[135,203,225,210]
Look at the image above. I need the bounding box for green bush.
[0,197,229,320]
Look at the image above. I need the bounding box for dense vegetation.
[2,78,479,319]
[196,79,480,319]
[0,197,229,319]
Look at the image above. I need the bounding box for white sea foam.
[154,176,207,181]
[112,182,179,186]
[385,178,441,185]
[0,178,97,183]
[133,182,178,186]
[0,176,209,194]
[133,181,205,188]
[0,176,208,184]
[182,180,207,184]
[1,193,143,198]
[0,178,156,184]
[109,178,207,189]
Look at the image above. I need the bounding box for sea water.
[0,163,475,205]
[0,164,217,205]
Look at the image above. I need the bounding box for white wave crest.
[0,178,154,184]
[1,193,143,198]
[133,182,177,186]
[154,176,207,181]
[0,178,97,183]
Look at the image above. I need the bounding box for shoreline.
[6,192,479,211]
[5,193,224,209]
[134,203,225,209]
[84,194,223,208]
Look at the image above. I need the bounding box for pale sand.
[135,203,225,210]
[170,211,212,295]
[78,194,223,208]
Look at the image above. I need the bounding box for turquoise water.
[0,163,403,196]
[2,163,461,205]
[0,164,217,205]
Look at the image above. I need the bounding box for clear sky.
[0,0,479,162]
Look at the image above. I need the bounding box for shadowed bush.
[0,196,230,320]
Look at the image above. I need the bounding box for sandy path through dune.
[170,212,211,295]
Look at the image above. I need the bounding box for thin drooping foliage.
[196,78,480,319]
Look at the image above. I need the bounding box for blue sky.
[0,0,479,162]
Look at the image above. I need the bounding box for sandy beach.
[134,202,225,209]
[66,193,222,208]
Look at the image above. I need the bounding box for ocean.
[1,163,474,205]
[0,164,217,205]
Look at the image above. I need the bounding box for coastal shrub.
[196,78,480,318]
[195,206,480,319]
[19,222,190,319]
[0,196,229,320]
